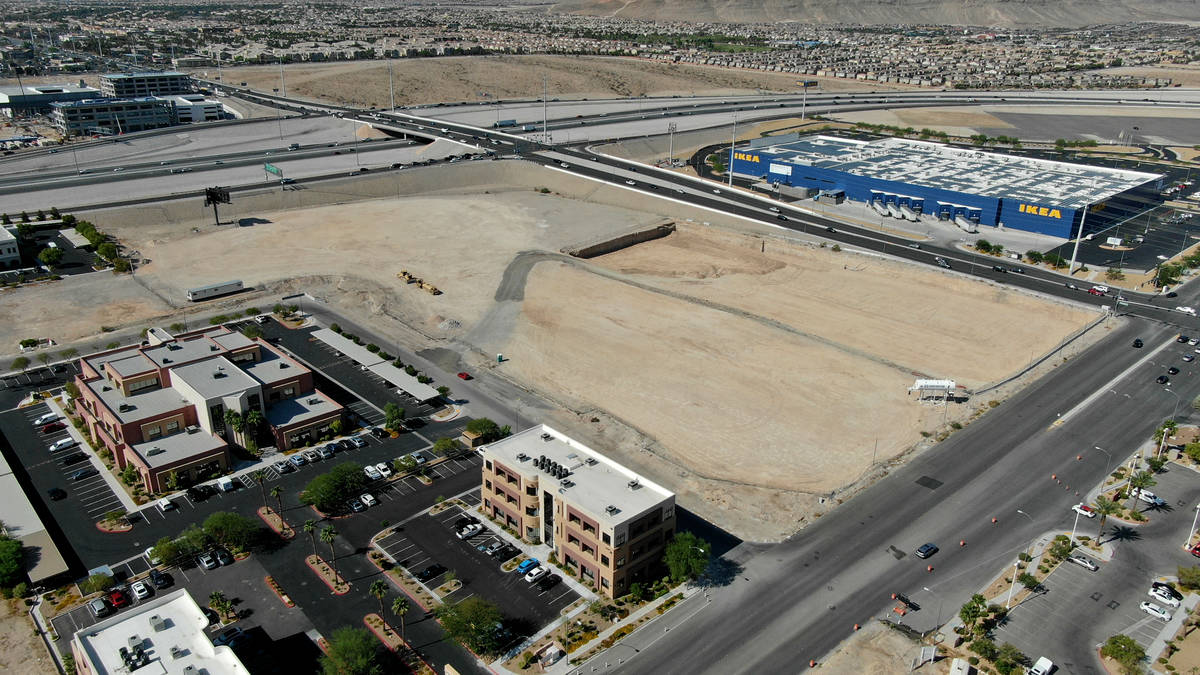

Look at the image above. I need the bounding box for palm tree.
[369,579,388,615]
[1126,470,1157,509]
[391,597,410,642]
[270,485,283,516]
[245,409,265,444]
[209,590,228,620]
[303,519,317,556]
[321,525,338,573]
[252,470,268,508]
[223,409,244,435]
[1094,496,1121,538]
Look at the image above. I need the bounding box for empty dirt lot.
[19,160,1098,540]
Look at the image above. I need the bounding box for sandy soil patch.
[1090,65,1200,88]
[827,106,1013,137]
[1172,146,1200,163]
[817,621,942,675]
[203,56,904,109]
[590,225,1095,388]
[0,600,53,675]
[0,274,173,352]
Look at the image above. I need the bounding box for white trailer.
[871,200,889,217]
[899,205,919,222]
[186,280,244,302]
[886,202,903,219]
[955,216,978,233]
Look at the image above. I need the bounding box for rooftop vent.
[308,397,321,405]
[146,447,165,457]
[167,343,182,351]
[210,345,219,351]
[605,505,618,515]
[628,479,640,490]
[540,433,552,441]
[102,385,112,392]
[516,453,528,461]
[212,371,226,379]
[183,666,198,675]
[149,615,166,631]
[279,362,290,369]
[585,458,598,466]
[560,479,573,488]
[118,403,134,412]
[170,646,184,659]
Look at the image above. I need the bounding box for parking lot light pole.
[1004,560,1021,609]
[1187,504,1200,548]
[1094,445,1112,480]
[1069,509,1081,546]
[922,586,943,629]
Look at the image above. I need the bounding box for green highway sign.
[264,162,282,176]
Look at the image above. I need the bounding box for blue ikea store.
[730,136,1163,238]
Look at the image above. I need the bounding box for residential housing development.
[480,425,676,598]
[72,325,343,492]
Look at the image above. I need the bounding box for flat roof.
[366,362,440,401]
[265,390,340,428]
[130,429,226,469]
[171,356,259,400]
[0,227,15,244]
[240,344,306,387]
[74,589,248,675]
[86,378,187,424]
[106,353,157,378]
[209,331,254,352]
[102,71,188,79]
[0,450,68,582]
[53,97,175,108]
[749,135,1163,210]
[143,334,228,370]
[0,83,98,96]
[483,425,673,528]
[311,329,385,369]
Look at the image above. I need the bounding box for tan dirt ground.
[1167,624,1200,673]
[1173,146,1200,163]
[1089,64,1200,87]
[817,621,945,675]
[0,600,54,675]
[10,161,1100,540]
[826,106,1014,137]
[201,55,913,109]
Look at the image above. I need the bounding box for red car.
[1191,543,1200,558]
[41,421,66,433]
[457,372,471,380]
[108,589,129,608]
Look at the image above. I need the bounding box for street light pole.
[1004,560,1021,609]
[1187,504,1200,548]
[667,122,676,168]
[1069,509,1081,545]
[728,110,737,188]
[922,586,943,629]
[1094,445,1112,479]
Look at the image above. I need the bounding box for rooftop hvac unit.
[560,479,573,488]
[540,433,552,441]
[628,479,640,490]
[186,425,200,433]
[308,397,320,405]
[538,455,545,463]
[162,357,172,363]
[149,615,166,631]
[516,453,528,461]
[585,458,597,466]
[605,505,618,514]
[170,646,184,659]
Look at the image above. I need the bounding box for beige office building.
[480,425,675,598]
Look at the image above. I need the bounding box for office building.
[100,71,193,98]
[0,82,101,116]
[51,97,178,136]
[480,425,676,598]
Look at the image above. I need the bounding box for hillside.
[547,0,1200,27]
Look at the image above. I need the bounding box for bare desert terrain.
[200,55,912,109]
[14,159,1097,540]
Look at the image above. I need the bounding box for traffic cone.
[960,540,966,547]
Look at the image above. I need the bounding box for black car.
[62,452,88,466]
[1169,367,1180,375]
[214,548,234,566]
[1009,267,1025,274]
[213,626,250,648]
[1157,375,1170,384]
[1153,581,1184,601]
[1133,339,1144,348]
[370,426,388,439]
[536,573,562,591]
[187,485,216,502]
[915,543,939,559]
[825,226,836,233]
[70,467,98,481]
[337,439,355,452]
[1179,335,1190,344]
[46,487,67,501]
[776,214,789,221]
[992,265,1007,273]
[416,564,447,582]
[149,569,173,589]
[454,516,480,530]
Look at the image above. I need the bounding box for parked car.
[361,493,377,507]
[348,498,366,513]
[337,439,355,452]
[1152,582,1183,601]
[198,552,218,570]
[915,543,938,559]
[1187,355,1197,363]
[46,487,67,501]
[318,445,335,460]
[149,569,172,589]
[1066,555,1098,571]
[1157,375,1170,385]
[1169,367,1181,375]
[457,524,483,539]
[40,421,66,433]
[214,549,233,566]
[455,516,480,530]
[87,597,113,618]
[376,462,393,478]
[370,426,388,439]
[212,626,249,648]
[1131,488,1167,507]
[350,435,368,448]
[131,581,151,600]
[1179,335,1191,344]
[33,412,59,426]
[516,559,540,575]
[363,465,382,481]
[62,452,88,465]
[416,564,447,582]
[537,573,562,591]
[273,460,295,474]
[289,454,307,468]
[1141,601,1172,621]
[1029,657,1054,675]
[1072,504,1096,518]
[187,484,216,502]
[108,589,129,609]
[524,565,548,583]
[303,449,322,463]
[1150,586,1182,607]
[48,437,78,453]
[70,467,98,481]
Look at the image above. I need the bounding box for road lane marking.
[1052,334,1177,428]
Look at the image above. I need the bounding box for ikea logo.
[733,152,760,163]
[1018,203,1062,219]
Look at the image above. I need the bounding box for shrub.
[365,344,379,353]
[330,323,341,333]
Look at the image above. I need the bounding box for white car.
[1141,601,1172,621]
[375,462,393,478]
[1178,307,1198,317]
[523,565,548,583]
[1029,657,1054,675]
[1066,555,1098,571]
[1072,503,1096,518]
[130,581,151,600]
[1091,285,1110,294]
[1150,587,1182,607]
[363,465,382,481]
[48,437,78,452]
[33,412,59,426]
[456,523,483,539]
[361,493,377,507]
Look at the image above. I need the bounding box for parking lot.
[375,495,580,638]
[0,227,99,284]
[0,359,80,390]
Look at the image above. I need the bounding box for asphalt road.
[598,317,1200,673]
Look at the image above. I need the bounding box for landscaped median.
[257,506,294,539]
[363,613,435,675]
[305,554,350,595]
[367,539,436,611]
[265,576,295,608]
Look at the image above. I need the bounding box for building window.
[165,420,179,433]
[615,533,626,547]
[664,506,674,519]
[601,578,610,588]
[127,377,159,393]
[602,532,611,545]
[568,534,580,547]
[247,393,261,411]
[485,480,492,490]
[485,460,492,471]
[601,554,610,566]
[282,387,294,397]
[526,485,537,496]
[616,557,625,568]
[146,426,162,440]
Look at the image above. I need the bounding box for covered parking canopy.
[312,329,386,368]
[367,362,441,403]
